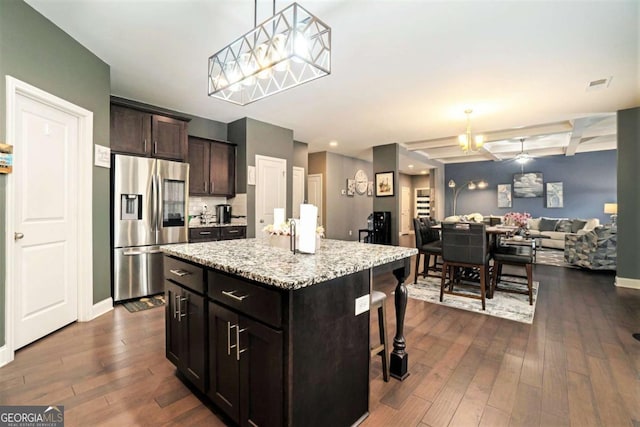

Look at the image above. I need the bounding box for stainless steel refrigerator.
[112,154,189,301]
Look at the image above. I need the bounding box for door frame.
[254,154,287,234]
[292,166,305,218]
[307,173,323,228]
[2,76,94,366]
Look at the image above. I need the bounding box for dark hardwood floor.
[1,237,638,426]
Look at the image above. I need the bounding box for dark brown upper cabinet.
[188,136,236,197]
[110,103,188,161]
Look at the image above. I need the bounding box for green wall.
[228,118,305,237]
[0,0,111,346]
[616,107,640,281]
[372,144,400,245]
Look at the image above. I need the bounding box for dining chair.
[491,244,534,305]
[440,222,490,310]
[413,217,442,284]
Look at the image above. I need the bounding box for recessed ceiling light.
[408,164,414,168]
[329,141,338,147]
[421,170,427,175]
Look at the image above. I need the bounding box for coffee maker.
[216,204,232,224]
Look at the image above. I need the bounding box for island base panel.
[289,270,370,427]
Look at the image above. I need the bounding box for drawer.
[220,226,246,240]
[208,270,282,328]
[164,256,205,294]
[189,227,221,242]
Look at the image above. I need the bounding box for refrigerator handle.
[150,174,157,231]
[156,174,163,232]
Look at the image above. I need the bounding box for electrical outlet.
[341,189,346,195]
[355,294,370,316]
[349,230,352,236]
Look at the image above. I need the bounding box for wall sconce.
[449,179,487,216]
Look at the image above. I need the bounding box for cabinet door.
[110,104,151,156]
[165,281,182,367]
[208,302,241,424]
[239,316,283,427]
[152,115,187,161]
[210,142,236,196]
[181,289,207,392]
[188,138,210,195]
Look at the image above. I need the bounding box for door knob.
[14,232,24,240]
[260,219,264,223]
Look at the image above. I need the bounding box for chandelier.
[208,2,331,106]
[458,109,484,153]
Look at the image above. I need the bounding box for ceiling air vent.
[586,77,612,91]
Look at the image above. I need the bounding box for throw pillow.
[539,217,559,232]
[571,219,588,233]
[556,219,573,233]
[527,217,541,230]
[583,218,600,231]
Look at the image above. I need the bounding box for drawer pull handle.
[227,230,239,233]
[227,322,237,355]
[199,231,212,235]
[236,327,248,361]
[179,296,188,320]
[169,269,190,277]
[174,294,180,319]
[221,290,248,301]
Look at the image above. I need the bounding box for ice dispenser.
[121,194,142,220]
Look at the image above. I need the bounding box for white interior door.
[292,166,305,218]
[307,174,323,227]
[401,186,411,235]
[255,155,287,232]
[12,92,79,349]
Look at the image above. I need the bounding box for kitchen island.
[161,238,417,427]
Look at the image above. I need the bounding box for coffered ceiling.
[25,0,639,173]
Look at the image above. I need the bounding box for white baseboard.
[0,345,13,368]
[615,276,640,289]
[90,297,114,320]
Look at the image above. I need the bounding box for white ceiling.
[26,0,639,174]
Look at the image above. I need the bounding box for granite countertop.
[161,238,417,290]
[189,222,247,229]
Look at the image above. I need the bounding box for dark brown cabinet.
[165,259,207,393]
[188,136,236,197]
[208,300,283,427]
[111,104,187,161]
[189,226,246,243]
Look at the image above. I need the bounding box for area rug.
[535,248,577,268]
[122,294,165,313]
[408,276,539,324]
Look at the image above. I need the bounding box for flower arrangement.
[263,220,325,237]
[503,212,531,228]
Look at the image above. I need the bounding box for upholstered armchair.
[564,226,617,270]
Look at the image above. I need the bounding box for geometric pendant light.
[208,2,331,105]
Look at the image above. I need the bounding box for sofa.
[564,225,617,270]
[526,217,600,250]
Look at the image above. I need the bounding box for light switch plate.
[355,294,370,316]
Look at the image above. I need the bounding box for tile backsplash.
[188,193,247,226]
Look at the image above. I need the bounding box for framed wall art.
[497,183,512,208]
[546,182,563,208]
[346,178,355,196]
[375,171,394,197]
[513,172,543,198]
